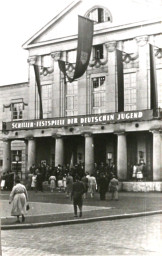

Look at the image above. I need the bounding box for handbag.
[26,204,30,211]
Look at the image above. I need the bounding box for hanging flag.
[58,15,93,83]
[116,49,124,112]
[149,44,158,116]
[33,64,43,119]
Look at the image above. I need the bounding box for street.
[1,214,162,256]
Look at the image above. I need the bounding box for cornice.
[24,18,162,50]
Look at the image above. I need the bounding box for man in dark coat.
[99,172,108,200]
[71,175,85,217]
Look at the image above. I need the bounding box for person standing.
[49,173,56,192]
[88,174,97,198]
[66,172,73,197]
[9,177,28,223]
[99,173,108,200]
[109,175,119,201]
[36,169,43,192]
[71,175,85,217]
[31,173,37,191]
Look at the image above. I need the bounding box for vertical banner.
[149,44,158,116]
[58,15,93,83]
[116,49,124,112]
[33,64,43,119]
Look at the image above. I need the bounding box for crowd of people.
[25,161,118,200]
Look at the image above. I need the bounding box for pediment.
[23,0,162,49]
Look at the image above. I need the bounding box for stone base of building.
[119,182,162,192]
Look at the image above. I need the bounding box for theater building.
[0,0,162,191]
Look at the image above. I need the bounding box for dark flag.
[58,15,93,83]
[33,64,43,119]
[149,44,158,116]
[116,49,124,112]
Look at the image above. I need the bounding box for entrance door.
[94,135,106,165]
[127,134,137,180]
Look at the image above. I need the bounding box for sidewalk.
[1,190,162,229]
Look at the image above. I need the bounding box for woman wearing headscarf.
[9,177,28,223]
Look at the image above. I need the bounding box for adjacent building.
[0,0,162,191]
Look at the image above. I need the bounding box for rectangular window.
[93,45,104,59]
[124,73,137,111]
[66,81,78,116]
[11,150,22,174]
[12,102,23,120]
[42,84,52,118]
[92,76,106,114]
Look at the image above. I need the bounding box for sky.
[0,0,71,86]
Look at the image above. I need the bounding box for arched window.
[85,6,112,24]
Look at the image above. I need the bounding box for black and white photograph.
[0,0,162,255]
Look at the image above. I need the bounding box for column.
[136,36,149,110]
[55,135,64,166]
[105,41,117,112]
[2,139,11,173]
[152,130,162,181]
[116,132,127,180]
[27,137,36,171]
[84,133,94,174]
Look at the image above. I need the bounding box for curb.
[1,210,162,230]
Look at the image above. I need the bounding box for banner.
[58,15,93,83]
[116,49,124,112]
[149,44,158,116]
[33,64,43,119]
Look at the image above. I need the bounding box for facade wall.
[0,1,162,189]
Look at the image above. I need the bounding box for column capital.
[105,41,117,52]
[81,132,93,137]
[52,134,62,139]
[51,51,62,61]
[136,36,149,47]
[114,130,126,136]
[2,138,11,143]
[25,136,35,141]
[27,56,37,65]
[150,128,162,134]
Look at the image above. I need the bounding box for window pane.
[12,103,23,120]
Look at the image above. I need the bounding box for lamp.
[139,151,144,164]
[107,152,112,167]
[139,151,144,159]
[15,154,19,176]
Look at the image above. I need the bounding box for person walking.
[81,174,88,199]
[9,177,28,223]
[71,175,85,217]
[109,175,119,201]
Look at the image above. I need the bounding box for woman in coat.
[9,177,28,223]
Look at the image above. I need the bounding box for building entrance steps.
[0,191,162,229]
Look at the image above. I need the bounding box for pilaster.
[51,51,62,117]
[2,139,11,173]
[136,36,149,110]
[105,41,117,112]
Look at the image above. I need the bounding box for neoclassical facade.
[0,0,162,191]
